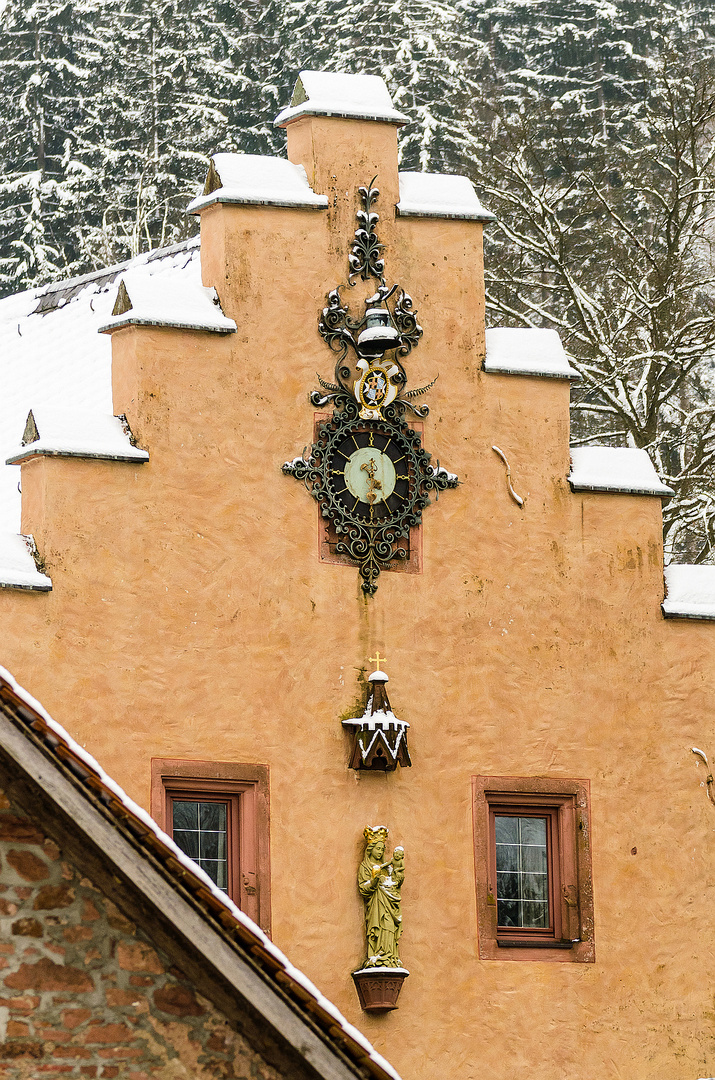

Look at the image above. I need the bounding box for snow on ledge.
[0,665,402,1080]
[6,408,149,466]
[484,328,579,380]
[663,564,715,620]
[0,534,51,591]
[188,154,328,214]
[99,271,236,334]
[353,967,410,977]
[275,70,409,127]
[569,447,674,497]
[397,172,495,221]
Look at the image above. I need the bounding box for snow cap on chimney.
[275,70,410,128]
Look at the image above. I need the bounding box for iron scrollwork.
[348,177,385,283]
[283,178,459,596]
[283,396,457,596]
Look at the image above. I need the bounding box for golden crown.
[364,825,389,844]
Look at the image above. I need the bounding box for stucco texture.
[0,113,714,1080]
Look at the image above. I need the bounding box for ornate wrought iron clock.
[283,179,458,596]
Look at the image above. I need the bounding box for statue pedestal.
[352,967,409,1011]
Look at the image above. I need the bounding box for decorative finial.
[368,651,386,672]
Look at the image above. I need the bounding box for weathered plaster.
[0,110,713,1080]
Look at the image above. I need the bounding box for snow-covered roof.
[275,71,410,127]
[484,327,579,379]
[6,408,149,465]
[0,665,401,1080]
[0,238,199,532]
[663,564,715,620]
[0,533,52,591]
[188,154,328,214]
[99,270,235,334]
[569,446,674,496]
[397,172,495,221]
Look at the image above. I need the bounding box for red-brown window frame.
[151,759,271,935]
[472,776,595,963]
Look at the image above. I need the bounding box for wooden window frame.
[151,759,271,935]
[472,776,595,963]
[490,801,560,942]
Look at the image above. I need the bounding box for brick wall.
[0,790,284,1079]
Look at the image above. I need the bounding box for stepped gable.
[0,238,199,531]
[0,68,706,612]
[0,665,400,1080]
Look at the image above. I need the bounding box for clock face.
[327,426,411,522]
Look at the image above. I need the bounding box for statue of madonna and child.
[357,825,406,971]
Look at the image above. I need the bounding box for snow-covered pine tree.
[0,0,287,292]
[281,0,487,173]
[0,0,109,291]
[467,0,712,145]
[210,0,286,157]
[76,0,288,267]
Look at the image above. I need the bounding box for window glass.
[495,815,548,928]
[172,799,228,890]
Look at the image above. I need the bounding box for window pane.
[522,873,548,901]
[495,817,518,844]
[172,799,230,892]
[496,872,519,899]
[200,861,227,890]
[495,815,550,929]
[172,801,199,830]
[520,817,547,846]
[173,829,199,859]
[522,844,547,874]
[522,902,549,928]
[200,831,220,860]
[200,803,226,831]
[496,843,519,872]
[497,900,519,927]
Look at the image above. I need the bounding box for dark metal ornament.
[283,395,457,595]
[317,180,425,393]
[348,177,385,283]
[283,178,459,596]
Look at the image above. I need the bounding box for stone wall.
[0,790,282,1080]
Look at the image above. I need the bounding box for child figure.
[391,847,405,888]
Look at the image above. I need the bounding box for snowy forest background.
[2,0,715,560]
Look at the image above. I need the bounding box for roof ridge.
[3,235,201,309]
[0,665,401,1080]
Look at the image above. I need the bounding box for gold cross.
[369,651,386,670]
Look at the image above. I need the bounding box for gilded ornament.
[357,827,405,969]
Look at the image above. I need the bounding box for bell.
[357,308,401,358]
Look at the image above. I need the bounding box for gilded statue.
[358,826,405,969]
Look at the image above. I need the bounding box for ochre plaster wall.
[0,113,714,1079]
